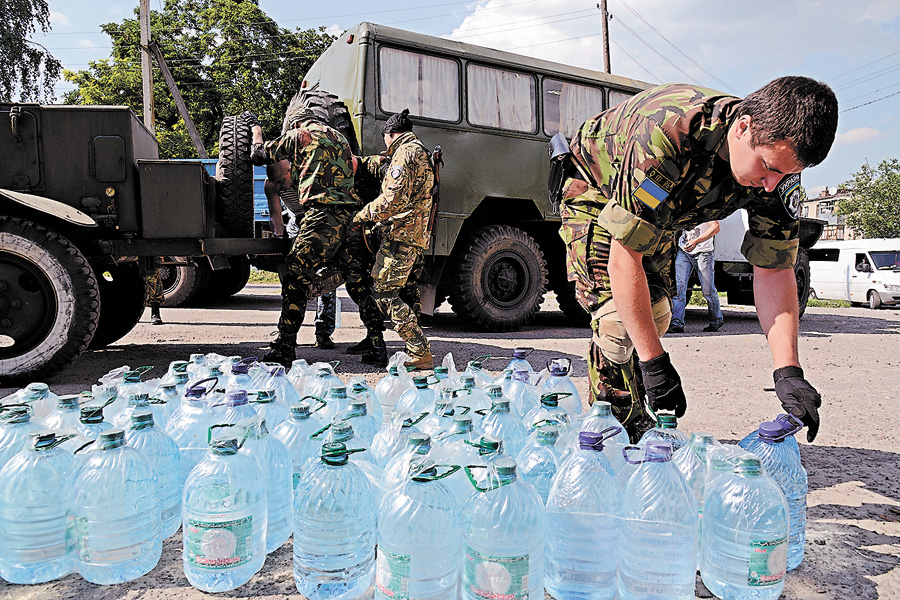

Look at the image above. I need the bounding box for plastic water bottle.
[273,402,326,495]
[72,405,113,448]
[454,374,491,414]
[183,436,267,592]
[0,405,43,471]
[222,357,258,392]
[152,382,180,425]
[337,398,379,447]
[418,390,457,440]
[160,360,190,385]
[287,358,311,392]
[377,459,460,600]
[395,375,435,418]
[259,363,303,408]
[110,367,154,419]
[739,416,808,570]
[673,432,719,516]
[578,401,629,472]
[5,382,58,420]
[504,347,536,379]
[545,429,623,600]
[41,394,82,434]
[348,378,384,429]
[0,431,75,584]
[638,414,689,451]
[241,419,293,554]
[700,456,790,600]
[211,389,259,426]
[318,384,351,423]
[463,358,493,389]
[112,392,167,430]
[125,411,182,540]
[514,425,561,504]
[461,456,546,600]
[618,441,697,600]
[371,413,424,468]
[523,392,573,432]
[294,442,377,600]
[304,366,345,409]
[538,358,583,418]
[506,369,539,417]
[187,353,206,379]
[250,389,289,430]
[478,394,528,458]
[374,364,415,421]
[434,415,483,507]
[384,432,433,486]
[72,429,161,584]
[166,378,219,485]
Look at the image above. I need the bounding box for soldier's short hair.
[734,76,838,168]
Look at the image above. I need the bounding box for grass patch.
[248,267,280,284]
[807,298,851,308]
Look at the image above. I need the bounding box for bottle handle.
[411,464,461,482]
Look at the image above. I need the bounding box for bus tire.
[89,263,146,349]
[0,217,100,383]
[449,225,547,332]
[216,113,255,237]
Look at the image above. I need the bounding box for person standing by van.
[557,76,837,442]
[669,221,724,333]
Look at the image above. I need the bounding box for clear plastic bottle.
[187,353,206,379]
[259,363,303,408]
[504,347,536,380]
[72,429,161,585]
[241,419,293,554]
[294,442,377,600]
[461,456,546,600]
[577,402,628,473]
[0,405,43,471]
[506,369,539,418]
[478,396,528,458]
[545,430,623,600]
[454,375,491,415]
[211,389,260,426]
[348,378,384,429]
[160,360,190,386]
[6,382,59,420]
[250,388,290,430]
[371,412,425,468]
[287,358,311,392]
[700,456,790,600]
[319,384,351,424]
[537,357,583,418]
[304,366,345,412]
[514,425,561,504]
[183,436,267,592]
[673,432,719,526]
[112,392,167,430]
[638,414,689,452]
[374,364,415,421]
[437,415,488,511]
[41,394,82,435]
[221,357,258,392]
[523,392,574,434]
[739,417,808,571]
[395,376,435,418]
[418,390,457,440]
[618,441,697,600]
[110,367,154,420]
[126,411,182,540]
[165,378,219,485]
[0,431,75,584]
[463,358,494,389]
[337,398,379,447]
[384,432,433,487]
[377,459,460,600]
[70,405,113,452]
[152,382,180,426]
[273,402,326,496]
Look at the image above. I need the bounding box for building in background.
[801,188,858,240]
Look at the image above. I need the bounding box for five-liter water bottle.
[241,418,293,553]
[579,401,629,471]
[305,367,345,415]
[0,431,75,584]
[454,375,491,416]
[113,392,166,430]
[125,411,182,540]
[166,378,218,485]
[0,405,43,470]
[337,398,379,447]
[152,382,180,425]
[700,456,790,600]
[183,436,267,592]
[211,388,259,426]
[739,416,808,571]
[375,364,415,421]
[618,441,698,600]
[515,425,562,504]
[638,413,689,452]
[504,347,536,380]
[463,358,494,389]
[395,375,435,418]
[348,379,384,429]
[545,429,624,600]
[41,394,83,434]
[5,382,58,420]
[371,412,423,467]
[273,402,324,495]
[538,358,583,418]
[673,432,719,527]
[294,442,377,600]
[260,363,303,408]
[287,358,311,392]
[506,368,539,417]
[377,458,461,600]
[72,429,161,585]
[479,393,528,458]
[461,456,546,600]
[435,415,483,507]
[523,392,574,436]
[384,432,433,487]
[418,390,457,440]
[250,389,289,429]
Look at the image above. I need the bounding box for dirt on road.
[1,283,898,600]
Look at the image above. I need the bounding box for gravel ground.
[1,283,898,600]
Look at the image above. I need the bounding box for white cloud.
[836,127,883,145]
[77,40,99,50]
[49,11,70,27]
[324,24,344,38]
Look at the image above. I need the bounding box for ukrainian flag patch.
[633,176,668,210]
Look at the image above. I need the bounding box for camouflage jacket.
[566,83,799,269]
[264,118,359,207]
[357,131,434,249]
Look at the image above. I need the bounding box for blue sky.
[36,0,900,196]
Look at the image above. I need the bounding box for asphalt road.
[1,283,898,600]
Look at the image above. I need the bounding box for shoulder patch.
[647,166,675,192]
[390,166,403,179]
[633,174,669,211]
[777,173,802,219]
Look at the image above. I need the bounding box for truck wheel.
[553,280,591,327]
[795,247,810,319]
[88,263,146,349]
[283,90,359,152]
[0,217,100,383]
[448,225,547,332]
[868,290,882,310]
[206,255,252,299]
[216,112,255,237]
[161,256,211,307]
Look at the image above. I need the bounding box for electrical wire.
[840,88,900,113]
[612,13,701,85]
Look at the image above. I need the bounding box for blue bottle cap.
[226,389,248,406]
[511,347,532,359]
[644,440,673,462]
[268,364,286,377]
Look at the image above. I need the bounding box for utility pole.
[598,1,611,74]
[139,0,155,131]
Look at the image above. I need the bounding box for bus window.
[608,89,635,109]
[467,64,536,133]
[542,79,605,138]
[379,47,460,121]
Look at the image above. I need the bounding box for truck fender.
[0,188,97,228]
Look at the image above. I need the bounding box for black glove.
[639,352,686,418]
[774,366,821,443]
[249,142,268,166]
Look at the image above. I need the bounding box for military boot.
[263,333,297,368]
[150,304,163,326]
[360,334,388,368]
[315,333,336,350]
[404,351,434,371]
[345,336,374,355]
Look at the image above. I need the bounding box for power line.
[843,79,900,102]
[610,38,660,83]
[841,88,900,113]
[612,13,701,85]
[835,62,900,91]
[830,49,900,81]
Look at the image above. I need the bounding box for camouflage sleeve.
[357,154,389,178]
[596,116,681,255]
[741,186,800,269]
[264,129,299,164]
[357,148,415,223]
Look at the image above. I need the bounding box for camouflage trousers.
[558,179,675,424]
[145,267,164,307]
[372,240,430,358]
[278,205,382,339]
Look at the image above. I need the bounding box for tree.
[62,0,335,158]
[836,158,900,239]
[0,0,62,101]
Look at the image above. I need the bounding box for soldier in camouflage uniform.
[558,76,837,443]
[145,264,164,325]
[353,110,434,370]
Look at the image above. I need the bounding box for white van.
[808,239,900,309]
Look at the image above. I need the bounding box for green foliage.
[0,0,62,101]
[807,298,851,308]
[836,158,900,238]
[248,267,280,283]
[62,0,335,158]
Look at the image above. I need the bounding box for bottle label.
[185,516,254,570]
[463,544,530,600]
[73,516,91,562]
[375,546,410,600]
[748,536,788,586]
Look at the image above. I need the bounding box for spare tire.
[216,112,255,237]
[282,89,360,153]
